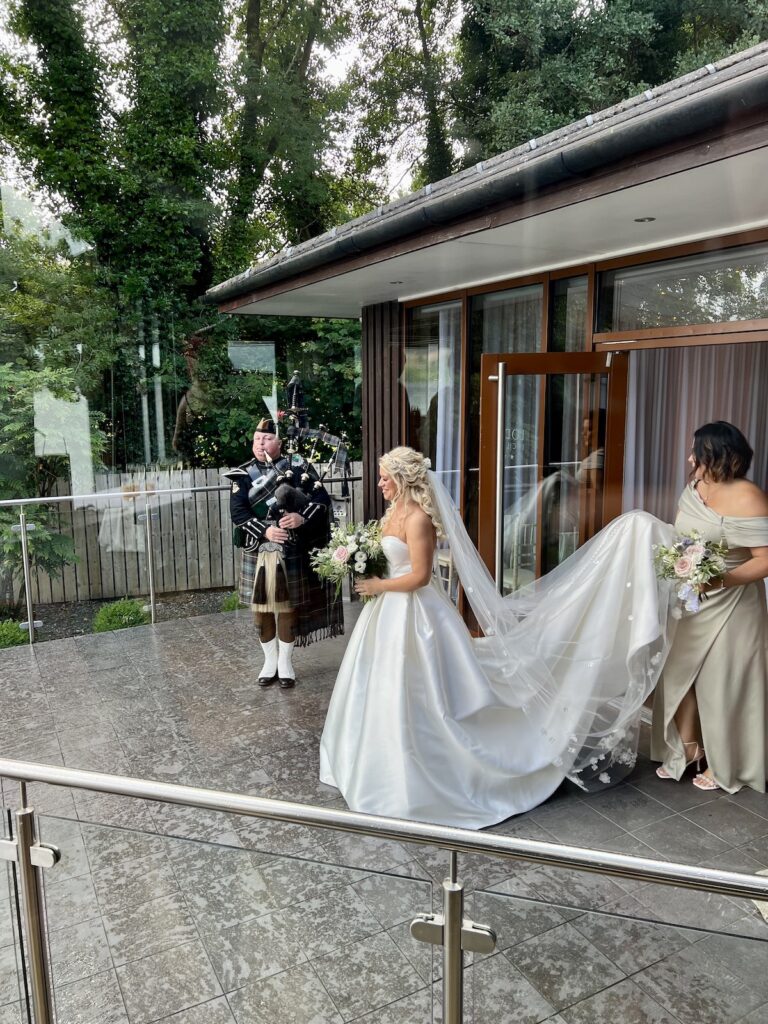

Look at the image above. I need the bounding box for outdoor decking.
[1,609,768,1023]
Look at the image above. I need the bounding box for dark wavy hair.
[691,421,753,482]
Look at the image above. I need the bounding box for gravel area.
[31,588,238,641]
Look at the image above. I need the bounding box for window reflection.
[404,301,462,504]
[550,276,588,351]
[33,388,94,499]
[598,242,768,333]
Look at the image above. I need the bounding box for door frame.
[478,351,628,584]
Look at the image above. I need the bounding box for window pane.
[597,242,768,333]
[470,284,543,354]
[550,275,588,351]
[404,301,462,504]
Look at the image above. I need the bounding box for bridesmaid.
[652,421,768,792]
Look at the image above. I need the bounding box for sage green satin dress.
[651,484,768,793]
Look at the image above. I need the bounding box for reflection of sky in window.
[608,243,768,329]
[227,341,276,373]
[34,388,94,500]
[1,183,89,255]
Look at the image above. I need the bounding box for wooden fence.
[17,463,363,605]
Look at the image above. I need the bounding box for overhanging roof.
[206,42,768,318]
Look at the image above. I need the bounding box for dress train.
[320,476,677,827]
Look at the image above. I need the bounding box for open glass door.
[478,352,627,593]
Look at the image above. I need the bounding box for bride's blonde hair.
[379,447,444,538]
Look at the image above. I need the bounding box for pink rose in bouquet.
[674,555,694,577]
[312,521,388,601]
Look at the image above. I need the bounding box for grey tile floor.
[1,606,768,1023]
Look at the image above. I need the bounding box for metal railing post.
[15,807,54,1024]
[144,493,157,624]
[18,509,36,645]
[442,852,464,1024]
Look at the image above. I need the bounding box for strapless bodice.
[382,535,411,577]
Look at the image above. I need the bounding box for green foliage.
[0,229,121,397]
[300,319,363,460]
[349,0,458,191]
[92,598,150,633]
[171,315,362,467]
[220,591,241,612]
[0,619,26,648]
[0,0,367,472]
[455,0,768,160]
[1,0,363,295]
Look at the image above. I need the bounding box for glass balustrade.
[33,812,435,1023]
[0,768,767,1024]
[466,867,768,1023]
[1,808,31,1024]
[0,468,362,650]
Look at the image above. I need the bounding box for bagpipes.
[251,437,345,532]
[279,384,352,497]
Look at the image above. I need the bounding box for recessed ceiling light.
[389,280,403,285]
[634,216,656,223]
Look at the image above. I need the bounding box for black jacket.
[224,455,331,553]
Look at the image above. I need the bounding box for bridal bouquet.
[654,530,727,614]
[311,520,388,599]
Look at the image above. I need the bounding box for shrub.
[92,598,150,633]
[0,619,27,648]
[221,591,242,612]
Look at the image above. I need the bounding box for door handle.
[495,362,507,593]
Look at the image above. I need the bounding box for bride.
[320,446,682,828]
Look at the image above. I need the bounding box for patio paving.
[1,606,768,1023]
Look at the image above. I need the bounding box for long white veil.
[428,470,678,788]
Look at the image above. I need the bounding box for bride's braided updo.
[379,447,445,538]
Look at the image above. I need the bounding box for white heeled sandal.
[656,741,705,780]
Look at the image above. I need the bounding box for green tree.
[454,0,768,161]
[349,0,457,191]
[0,0,369,467]
[0,228,121,395]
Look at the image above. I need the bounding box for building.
[206,42,768,592]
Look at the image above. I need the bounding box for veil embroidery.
[428,470,678,788]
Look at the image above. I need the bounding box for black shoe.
[278,676,296,689]
[258,672,278,688]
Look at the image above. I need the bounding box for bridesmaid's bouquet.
[311,520,388,599]
[654,530,727,614]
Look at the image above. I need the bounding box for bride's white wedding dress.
[320,474,677,828]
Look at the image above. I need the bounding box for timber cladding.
[361,301,403,519]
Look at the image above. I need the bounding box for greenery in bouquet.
[654,530,727,614]
[311,521,388,599]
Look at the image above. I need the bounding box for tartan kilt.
[239,543,344,647]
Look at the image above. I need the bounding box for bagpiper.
[225,417,344,687]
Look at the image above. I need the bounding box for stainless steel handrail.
[0,476,362,508]
[2,757,768,901]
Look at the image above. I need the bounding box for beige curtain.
[623,342,768,521]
